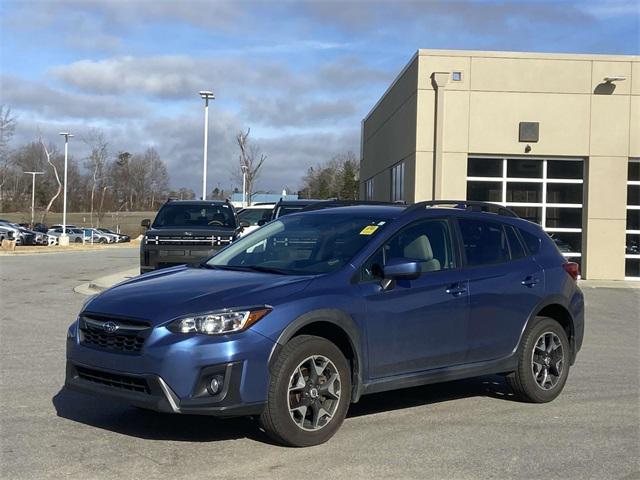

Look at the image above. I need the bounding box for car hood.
[83,265,313,326]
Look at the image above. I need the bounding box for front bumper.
[65,361,265,416]
[140,245,223,273]
[66,323,274,416]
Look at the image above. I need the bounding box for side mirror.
[141,219,151,228]
[239,220,250,228]
[383,258,421,281]
[257,219,267,226]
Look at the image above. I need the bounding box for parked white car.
[236,204,275,237]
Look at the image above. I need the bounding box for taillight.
[562,262,580,280]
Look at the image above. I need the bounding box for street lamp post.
[59,132,73,245]
[241,164,248,207]
[199,91,215,200]
[23,171,44,227]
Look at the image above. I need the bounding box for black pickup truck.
[140,199,242,273]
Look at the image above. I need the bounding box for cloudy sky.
[1,0,638,195]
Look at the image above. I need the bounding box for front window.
[275,204,306,218]
[207,213,390,275]
[361,219,456,281]
[152,203,236,229]
[237,208,272,226]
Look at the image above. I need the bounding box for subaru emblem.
[184,231,192,236]
[103,321,119,334]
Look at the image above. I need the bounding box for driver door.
[358,218,469,379]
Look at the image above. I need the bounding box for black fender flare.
[267,308,365,403]
[515,295,576,361]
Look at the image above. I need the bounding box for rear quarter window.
[519,229,541,255]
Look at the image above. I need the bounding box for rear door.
[456,217,545,363]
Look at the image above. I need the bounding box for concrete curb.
[0,244,139,256]
[578,279,640,289]
[74,267,140,295]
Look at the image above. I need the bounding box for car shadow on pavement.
[52,388,271,443]
[53,375,515,443]
[347,375,517,418]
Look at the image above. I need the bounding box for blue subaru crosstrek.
[65,201,584,447]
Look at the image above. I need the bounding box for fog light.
[207,375,224,395]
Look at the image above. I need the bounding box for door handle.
[445,283,467,296]
[521,276,540,288]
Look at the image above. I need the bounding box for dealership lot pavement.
[1,249,638,480]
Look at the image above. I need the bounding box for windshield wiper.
[204,264,290,275]
[242,265,290,275]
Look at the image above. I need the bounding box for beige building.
[360,49,639,281]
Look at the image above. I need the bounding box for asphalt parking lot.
[0,249,638,480]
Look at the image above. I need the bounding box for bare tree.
[82,129,108,226]
[39,137,62,223]
[0,105,17,209]
[235,129,266,204]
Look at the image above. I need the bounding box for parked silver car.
[47,227,85,243]
[82,228,113,244]
[0,226,15,243]
[0,221,37,245]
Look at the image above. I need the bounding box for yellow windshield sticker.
[360,225,379,235]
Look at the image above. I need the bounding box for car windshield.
[206,213,390,275]
[152,203,236,229]
[237,208,272,226]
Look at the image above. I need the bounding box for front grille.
[146,235,233,246]
[79,315,150,354]
[76,366,150,394]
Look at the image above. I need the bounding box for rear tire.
[259,335,351,447]
[74,238,82,243]
[506,316,570,403]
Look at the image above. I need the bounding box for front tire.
[506,317,570,403]
[259,335,351,447]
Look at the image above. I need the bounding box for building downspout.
[431,72,449,200]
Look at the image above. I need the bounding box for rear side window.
[505,225,526,259]
[519,229,541,254]
[458,219,510,266]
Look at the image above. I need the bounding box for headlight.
[167,307,271,335]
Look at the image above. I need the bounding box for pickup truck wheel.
[259,335,350,447]
[506,317,570,403]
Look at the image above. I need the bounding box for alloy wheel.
[531,331,564,390]
[287,355,341,431]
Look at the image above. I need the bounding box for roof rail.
[300,200,407,212]
[404,200,519,218]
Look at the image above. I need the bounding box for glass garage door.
[466,156,583,264]
[626,159,640,280]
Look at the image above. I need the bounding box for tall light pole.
[59,132,73,245]
[241,164,248,207]
[199,91,215,200]
[23,171,44,227]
